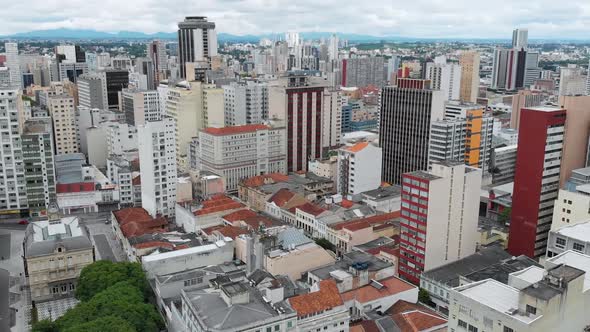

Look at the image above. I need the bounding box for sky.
[2,0,590,39]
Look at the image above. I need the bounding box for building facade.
[177,16,218,78]
[336,141,382,198]
[223,81,268,126]
[47,94,79,155]
[459,51,480,103]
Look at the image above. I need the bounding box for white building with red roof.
[193,124,287,192]
[337,141,382,199]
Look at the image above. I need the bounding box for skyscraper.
[379,78,445,185]
[425,56,462,101]
[512,28,529,50]
[0,88,27,214]
[399,162,481,284]
[341,57,385,87]
[5,42,21,89]
[285,31,301,48]
[223,81,269,126]
[459,51,480,103]
[508,107,566,258]
[328,34,339,61]
[77,73,107,109]
[491,48,526,91]
[147,40,168,83]
[138,117,177,218]
[48,94,79,155]
[177,16,218,78]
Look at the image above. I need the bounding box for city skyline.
[2,0,590,39]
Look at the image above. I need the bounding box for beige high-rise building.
[510,90,543,129]
[558,96,590,187]
[48,94,80,155]
[459,51,480,103]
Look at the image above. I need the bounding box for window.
[503,327,514,332]
[458,320,467,329]
[555,237,566,249]
[275,325,280,331]
[573,242,585,252]
[526,305,537,315]
[468,326,478,332]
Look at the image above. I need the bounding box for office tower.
[322,89,342,151]
[387,56,401,83]
[201,86,224,129]
[342,57,385,87]
[524,52,541,88]
[510,90,543,129]
[5,42,21,88]
[194,124,286,191]
[328,34,339,61]
[0,88,27,213]
[512,28,529,50]
[399,162,482,284]
[426,56,462,101]
[103,70,129,110]
[379,78,445,185]
[22,118,56,216]
[134,57,155,90]
[491,48,526,91]
[58,62,88,83]
[138,117,177,218]
[85,52,98,71]
[121,89,161,126]
[47,94,79,155]
[55,45,85,63]
[147,40,168,83]
[97,53,111,69]
[223,81,268,126]
[558,96,590,187]
[337,141,382,197]
[268,73,328,172]
[77,73,107,109]
[490,145,517,184]
[177,16,218,78]
[0,67,10,87]
[285,31,301,48]
[508,107,566,258]
[559,66,587,96]
[459,51,480,103]
[289,44,319,71]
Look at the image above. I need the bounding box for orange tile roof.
[113,207,169,238]
[267,188,296,207]
[240,173,290,188]
[340,276,415,304]
[330,211,401,232]
[388,301,447,332]
[194,195,245,216]
[288,280,343,317]
[340,199,355,209]
[133,241,174,250]
[202,225,249,239]
[350,321,380,332]
[203,124,269,136]
[222,209,258,222]
[344,141,369,153]
[294,202,326,216]
[241,216,276,229]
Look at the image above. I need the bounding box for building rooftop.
[463,255,541,285]
[309,251,393,281]
[361,185,402,201]
[112,207,168,238]
[554,220,590,242]
[267,188,297,207]
[277,228,313,249]
[288,280,343,317]
[222,209,258,222]
[293,202,327,217]
[194,195,245,216]
[387,300,448,332]
[202,124,269,136]
[421,246,513,287]
[201,225,249,240]
[24,216,93,258]
[329,211,400,232]
[340,276,415,304]
[405,170,441,181]
[547,250,590,291]
[525,106,565,112]
[142,240,231,263]
[342,141,370,153]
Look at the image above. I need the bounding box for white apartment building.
[5,42,21,88]
[547,221,590,258]
[399,162,482,284]
[106,122,138,156]
[138,117,177,218]
[323,89,342,150]
[48,94,79,155]
[336,141,382,198]
[77,73,108,109]
[195,124,286,192]
[559,66,587,96]
[491,144,518,184]
[121,89,161,126]
[106,155,134,207]
[223,81,268,126]
[0,88,27,213]
[426,56,462,101]
[551,187,590,231]
[449,250,590,332]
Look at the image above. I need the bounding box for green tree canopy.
[75,260,149,301]
[62,315,136,332]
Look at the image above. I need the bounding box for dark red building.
[508,107,566,258]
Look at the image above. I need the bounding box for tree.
[62,315,136,332]
[315,238,335,251]
[31,320,58,332]
[498,207,512,224]
[418,288,433,305]
[75,260,149,301]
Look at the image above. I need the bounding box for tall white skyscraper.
[512,28,529,50]
[285,31,301,48]
[5,42,21,89]
[0,88,27,213]
[138,117,177,218]
[223,81,268,126]
[425,56,462,101]
[328,34,339,61]
[177,16,218,78]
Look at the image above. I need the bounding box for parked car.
[18,220,29,225]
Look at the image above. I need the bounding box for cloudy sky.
[2,0,590,38]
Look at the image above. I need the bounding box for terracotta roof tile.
[240,173,289,187]
[112,207,168,238]
[294,202,326,216]
[340,276,415,304]
[194,195,245,216]
[344,141,369,153]
[288,280,343,317]
[203,124,269,136]
[267,188,296,207]
[330,211,401,232]
[340,199,355,208]
[222,209,258,222]
[388,301,447,332]
[350,321,381,332]
[241,216,276,229]
[202,225,249,239]
[133,241,174,250]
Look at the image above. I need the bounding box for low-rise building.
[24,213,94,303]
[490,144,517,184]
[111,207,169,261]
[326,212,400,253]
[337,141,382,199]
[308,157,338,181]
[547,220,590,258]
[551,186,590,231]
[265,239,336,282]
[288,280,350,332]
[360,186,401,213]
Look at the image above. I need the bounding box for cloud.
[1,0,590,38]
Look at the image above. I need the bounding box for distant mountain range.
[2,28,587,43]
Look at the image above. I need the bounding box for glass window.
[468,326,478,332]
[503,327,514,332]
[526,305,537,315]
[555,237,566,249]
[458,320,467,328]
[573,242,585,252]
